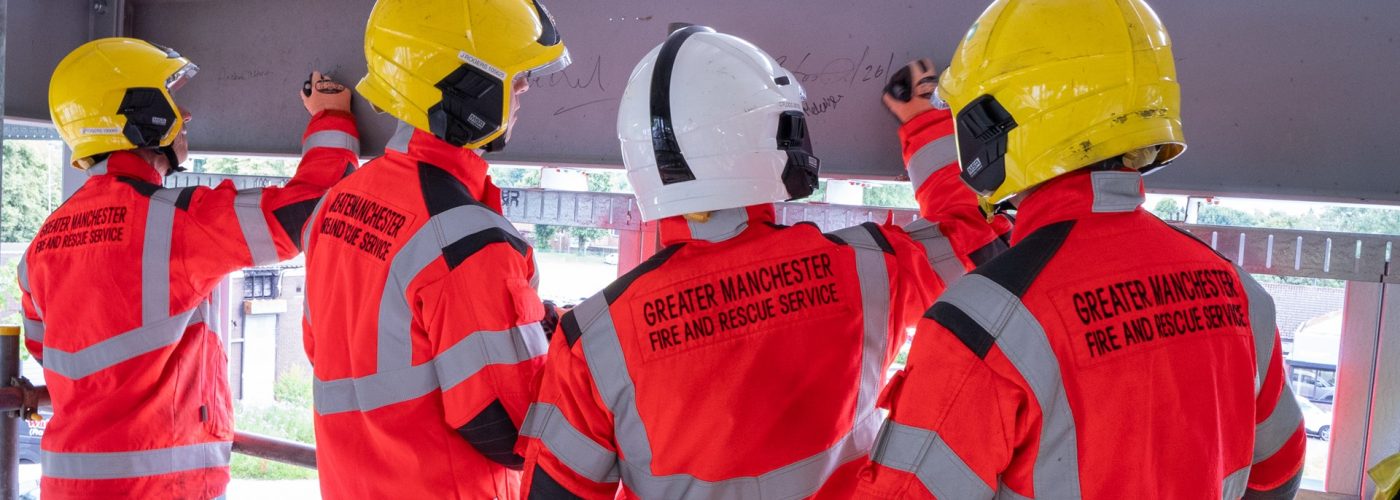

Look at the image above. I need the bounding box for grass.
[231,367,318,480]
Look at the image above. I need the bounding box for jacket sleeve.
[881,225,947,349]
[900,110,1009,270]
[1242,275,1306,493]
[16,256,43,363]
[858,312,1033,499]
[174,110,359,287]
[418,243,549,470]
[520,310,623,499]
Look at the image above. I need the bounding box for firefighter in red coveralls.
[518,27,1002,500]
[857,0,1306,498]
[22,38,358,499]
[300,0,571,498]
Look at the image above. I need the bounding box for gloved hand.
[541,301,560,340]
[301,71,351,116]
[882,58,940,124]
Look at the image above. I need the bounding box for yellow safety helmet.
[358,0,570,151]
[937,0,1186,204]
[49,38,198,170]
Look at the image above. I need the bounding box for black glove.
[540,301,560,340]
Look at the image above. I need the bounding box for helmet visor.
[166,62,199,93]
[525,49,572,78]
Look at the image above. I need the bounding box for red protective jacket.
[900,109,1014,261]
[858,169,1307,499]
[18,111,358,500]
[303,123,550,499]
[519,203,960,499]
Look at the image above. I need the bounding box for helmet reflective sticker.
[649,25,715,185]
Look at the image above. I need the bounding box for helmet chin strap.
[159,145,186,176]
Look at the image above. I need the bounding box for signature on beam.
[530,55,607,92]
[775,47,896,88]
[553,98,619,116]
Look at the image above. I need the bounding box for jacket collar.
[1012,169,1146,245]
[660,204,776,245]
[89,151,163,185]
[384,121,494,210]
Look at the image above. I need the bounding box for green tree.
[2,142,62,242]
[193,156,296,177]
[863,183,918,209]
[1196,205,1257,227]
[1318,206,1400,236]
[571,227,610,254]
[488,166,541,188]
[586,170,628,193]
[1151,198,1183,221]
[533,224,560,250]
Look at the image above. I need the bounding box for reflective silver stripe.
[302,130,360,156]
[995,483,1032,500]
[377,204,526,372]
[23,318,44,344]
[560,224,893,498]
[685,207,749,243]
[313,363,439,415]
[18,255,43,318]
[143,189,180,323]
[936,274,1083,498]
[234,190,280,266]
[42,441,232,480]
[907,135,956,191]
[1238,270,1277,395]
[436,322,548,391]
[1223,465,1251,499]
[385,121,414,154]
[43,306,204,379]
[1089,171,1144,213]
[829,225,892,420]
[521,402,621,483]
[85,159,110,176]
[302,195,329,252]
[1253,383,1303,463]
[903,218,966,286]
[316,205,532,415]
[314,322,546,415]
[870,420,993,500]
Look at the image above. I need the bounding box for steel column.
[0,327,19,500]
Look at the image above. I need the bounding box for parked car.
[1292,371,1336,404]
[603,252,619,265]
[1298,395,1333,441]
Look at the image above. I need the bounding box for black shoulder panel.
[528,465,587,500]
[418,161,482,216]
[925,302,996,359]
[456,399,524,470]
[274,198,322,252]
[173,186,197,211]
[972,220,1075,297]
[560,309,583,348]
[861,222,896,255]
[115,177,160,198]
[442,227,530,270]
[967,237,1010,268]
[603,244,685,305]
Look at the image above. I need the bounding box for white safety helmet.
[618,26,820,222]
